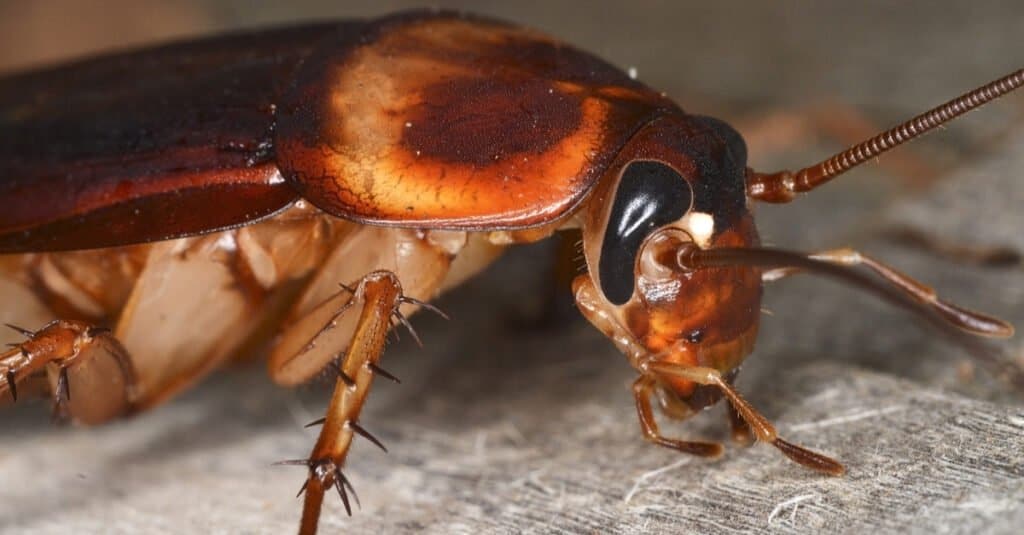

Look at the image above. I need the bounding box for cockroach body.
[0,10,1020,535]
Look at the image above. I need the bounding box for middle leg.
[267,228,504,535]
[278,271,407,535]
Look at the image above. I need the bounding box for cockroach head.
[576,115,763,408]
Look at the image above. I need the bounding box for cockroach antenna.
[746,68,1024,203]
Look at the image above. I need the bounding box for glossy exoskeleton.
[0,10,1021,535]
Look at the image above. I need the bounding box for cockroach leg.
[726,399,754,446]
[4,323,36,338]
[349,421,388,453]
[279,271,404,535]
[368,363,400,384]
[646,361,845,476]
[304,417,326,429]
[391,309,423,347]
[327,357,356,388]
[398,295,449,321]
[0,319,137,420]
[652,376,752,445]
[633,376,724,457]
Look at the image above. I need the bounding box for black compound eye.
[598,160,692,305]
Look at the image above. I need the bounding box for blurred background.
[1,2,1022,534]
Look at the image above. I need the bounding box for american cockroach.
[0,10,1021,534]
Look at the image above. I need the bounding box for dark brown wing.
[276,11,676,230]
[0,22,349,252]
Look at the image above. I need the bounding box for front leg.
[633,376,723,457]
[651,377,754,446]
[646,361,845,476]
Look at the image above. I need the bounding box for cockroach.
[0,10,1021,535]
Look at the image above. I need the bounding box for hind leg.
[0,219,336,423]
[0,320,136,424]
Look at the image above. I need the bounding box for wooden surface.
[1,2,1022,534]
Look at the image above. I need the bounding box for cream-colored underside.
[0,203,507,422]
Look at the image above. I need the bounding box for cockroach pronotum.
[0,10,1021,535]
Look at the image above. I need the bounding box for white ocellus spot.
[680,211,714,248]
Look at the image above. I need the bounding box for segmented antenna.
[746,68,1024,203]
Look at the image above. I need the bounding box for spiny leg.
[633,376,723,457]
[646,361,844,476]
[280,271,406,535]
[0,320,136,421]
